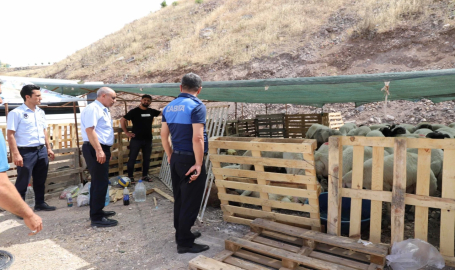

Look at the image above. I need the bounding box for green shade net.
[29,69,455,107]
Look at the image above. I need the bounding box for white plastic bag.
[386,239,445,270]
[77,195,89,207]
[59,185,79,199]
[76,182,91,207]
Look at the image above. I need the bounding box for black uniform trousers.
[170,153,207,247]
[82,143,111,221]
[15,146,48,204]
[127,138,152,178]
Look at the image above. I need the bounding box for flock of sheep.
[221,122,455,207]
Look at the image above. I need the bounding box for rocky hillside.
[2,0,455,124]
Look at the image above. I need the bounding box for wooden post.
[370,146,385,243]
[414,148,431,241]
[327,136,343,236]
[241,103,244,120]
[73,102,84,183]
[251,138,271,212]
[391,138,407,244]
[234,102,237,120]
[118,129,124,175]
[349,145,364,239]
[440,149,455,257]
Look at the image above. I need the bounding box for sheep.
[413,128,433,136]
[415,123,433,130]
[430,124,448,131]
[379,125,407,137]
[433,127,455,138]
[339,123,357,135]
[305,124,329,139]
[347,126,371,136]
[426,131,451,139]
[313,128,341,149]
[366,130,385,137]
[369,124,388,131]
[449,122,455,129]
[342,152,438,196]
[397,124,416,133]
[239,150,284,171]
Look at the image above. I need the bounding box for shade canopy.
[27,69,455,107]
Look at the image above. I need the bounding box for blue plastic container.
[319,192,371,236]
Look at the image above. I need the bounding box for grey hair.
[97,87,114,97]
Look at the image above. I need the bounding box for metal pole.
[235,102,237,120]
[4,103,8,120]
[73,102,84,184]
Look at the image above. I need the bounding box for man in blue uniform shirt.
[7,84,56,211]
[161,73,209,254]
[81,87,118,227]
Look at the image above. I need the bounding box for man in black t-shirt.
[120,95,161,183]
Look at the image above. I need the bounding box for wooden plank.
[225,237,355,270]
[327,136,343,236]
[223,256,270,270]
[340,136,394,148]
[349,145,364,239]
[189,255,243,270]
[370,146,384,243]
[391,138,407,244]
[154,188,174,203]
[210,147,230,206]
[234,249,283,269]
[315,243,370,263]
[218,193,319,213]
[212,250,234,261]
[261,230,303,246]
[414,148,431,241]
[222,205,320,228]
[209,140,313,154]
[309,251,370,270]
[440,149,455,257]
[212,168,317,184]
[252,235,301,253]
[216,180,318,199]
[209,155,315,171]
[250,219,388,257]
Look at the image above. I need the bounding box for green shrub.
[172,1,178,6]
[195,0,203,3]
[161,1,167,8]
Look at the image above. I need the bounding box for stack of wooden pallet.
[189,218,389,270]
[327,112,344,130]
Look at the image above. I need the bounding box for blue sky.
[1,0,164,67]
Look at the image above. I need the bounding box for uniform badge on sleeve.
[24,113,28,119]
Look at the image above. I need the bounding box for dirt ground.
[0,177,250,270]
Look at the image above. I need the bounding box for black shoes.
[177,243,210,254]
[192,231,202,239]
[91,217,118,227]
[102,210,116,218]
[34,202,56,211]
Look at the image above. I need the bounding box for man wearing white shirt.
[7,84,56,211]
[81,87,117,227]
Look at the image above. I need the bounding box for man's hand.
[13,153,23,167]
[167,153,171,164]
[23,212,43,236]
[96,150,106,164]
[185,164,202,183]
[47,148,55,161]
[125,132,135,138]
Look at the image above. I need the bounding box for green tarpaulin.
[29,69,455,107]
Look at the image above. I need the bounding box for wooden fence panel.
[327,136,455,267]
[256,114,285,138]
[237,119,257,137]
[210,136,321,230]
[284,114,324,138]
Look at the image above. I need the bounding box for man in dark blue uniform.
[161,73,209,254]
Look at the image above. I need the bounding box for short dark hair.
[141,94,152,100]
[181,73,202,92]
[20,84,40,101]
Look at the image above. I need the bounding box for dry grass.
[3,0,446,80]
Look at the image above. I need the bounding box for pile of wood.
[189,218,388,270]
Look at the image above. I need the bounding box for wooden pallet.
[209,137,321,230]
[327,112,344,130]
[284,114,324,138]
[194,218,388,270]
[328,136,455,267]
[238,119,258,137]
[256,114,286,138]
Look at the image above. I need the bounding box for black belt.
[83,142,111,148]
[173,150,208,156]
[18,145,45,150]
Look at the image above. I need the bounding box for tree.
[161,1,167,8]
